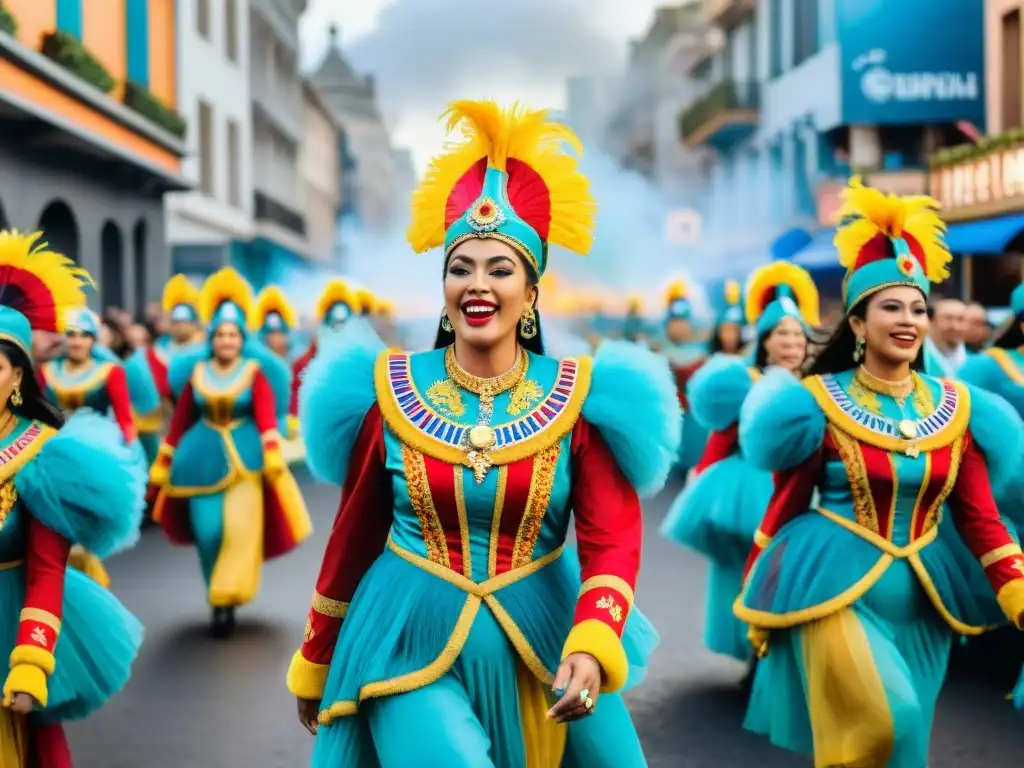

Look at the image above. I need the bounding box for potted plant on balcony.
[0,4,17,36]
[40,30,115,94]
[124,81,187,139]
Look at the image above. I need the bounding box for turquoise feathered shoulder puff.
[123,347,161,416]
[960,352,1024,416]
[299,322,385,485]
[961,380,1024,497]
[167,343,208,399]
[580,340,681,498]
[91,344,122,365]
[15,412,146,558]
[686,353,754,432]
[739,367,826,472]
[243,337,292,424]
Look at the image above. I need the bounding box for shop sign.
[930,145,1024,221]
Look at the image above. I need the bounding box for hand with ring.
[547,652,601,723]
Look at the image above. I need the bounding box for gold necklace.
[854,366,922,456]
[444,346,528,482]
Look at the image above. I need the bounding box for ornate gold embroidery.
[827,425,879,534]
[453,467,473,578]
[402,445,450,567]
[912,374,934,414]
[0,482,17,531]
[304,619,315,643]
[30,627,47,646]
[1014,559,1024,578]
[311,591,349,619]
[444,345,526,396]
[855,366,913,404]
[921,436,963,534]
[848,376,881,413]
[507,379,544,416]
[487,465,508,579]
[426,380,465,418]
[511,445,561,568]
[596,595,624,623]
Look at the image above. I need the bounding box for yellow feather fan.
[0,230,93,334]
[255,286,297,329]
[355,287,376,316]
[744,261,820,327]
[315,279,360,323]
[199,267,255,327]
[724,279,741,306]
[162,274,200,314]
[664,280,687,304]
[407,100,597,258]
[834,176,951,284]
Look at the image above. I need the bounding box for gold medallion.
[897,419,916,440]
[468,425,496,450]
[904,445,920,459]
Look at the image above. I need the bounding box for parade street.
[67,475,1023,767]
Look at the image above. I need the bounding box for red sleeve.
[694,423,738,474]
[674,360,703,410]
[163,382,199,450]
[105,366,137,443]
[949,431,1024,609]
[146,346,171,400]
[298,405,392,667]
[16,517,71,658]
[742,447,821,577]
[251,369,279,445]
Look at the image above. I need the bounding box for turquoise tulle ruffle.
[686,354,751,432]
[677,412,708,472]
[739,369,825,473]
[0,565,143,722]
[170,420,263,490]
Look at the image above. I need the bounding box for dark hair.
[993,316,1024,350]
[805,295,924,376]
[433,244,547,355]
[710,322,742,355]
[0,341,65,429]
[102,318,132,359]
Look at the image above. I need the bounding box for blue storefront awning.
[943,214,1024,254]
[792,229,842,272]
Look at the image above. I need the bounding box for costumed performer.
[255,285,297,362]
[286,100,679,767]
[0,230,145,767]
[150,267,312,638]
[734,178,1024,767]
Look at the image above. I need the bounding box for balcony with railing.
[254,190,305,236]
[679,80,759,152]
[702,0,756,29]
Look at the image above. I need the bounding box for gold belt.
[817,507,937,559]
[202,417,244,431]
[0,559,23,571]
[386,536,564,596]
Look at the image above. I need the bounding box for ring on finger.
[579,688,590,701]
[584,695,595,711]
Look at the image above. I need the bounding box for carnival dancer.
[39,306,142,588]
[622,296,645,343]
[255,285,297,362]
[286,100,678,767]
[149,267,312,638]
[288,278,362,437]
[355,287,377,318]
[735,178,1024,767]
[660,262,816,669]
[0,230,145,766]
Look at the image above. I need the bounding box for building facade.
[299,79,341,264]
[0,0,189,312]
[680,0,984,297]
[167,0,254,283]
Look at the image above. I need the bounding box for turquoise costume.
[661,280,707,474]
[735,179,1024,767]
[660,262,818,662]
[286,101,681,767]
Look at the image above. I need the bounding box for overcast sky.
[297,0,669,173]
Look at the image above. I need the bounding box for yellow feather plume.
[374,300,395,317]
[355,288,376,315]
[724,279,741,306]
[834,176,951,284]
[664,280,687,304]
[161,274,200,314]
[744,262,820,327]
[199,267,255,327]
[626,296,644,312]
[255,286,297,329]
[407,100,597,257]
[0,230,93,333]
[315,279,360,323]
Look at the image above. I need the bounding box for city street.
[67,474,1023,767]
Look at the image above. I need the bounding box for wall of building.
[987,0,1024,134]
[300,85,340,262]
[166,0,254,248]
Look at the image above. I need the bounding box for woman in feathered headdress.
[0,230,145,766]
[149,267,312,638]
[659,264,817,674]
[286,101,680,767]
[733,178,1024,766]
[254,285,297,361]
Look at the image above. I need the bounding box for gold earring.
[520,305,538,339]
[853,336,865,363]
[440,308,453,333]
[10,385,22,407]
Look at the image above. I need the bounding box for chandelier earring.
[520,305,538,339]
[10,385,22,408]
[853,336,866,363]
[440,308,454,333]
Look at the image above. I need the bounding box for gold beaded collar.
[854,366,914,404]
[444,345,527,396]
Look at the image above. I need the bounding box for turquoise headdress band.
[718,304,744,326]
[1011,284,1024,317]
[0,307,32,358]
[64,307,99,337]
[842,236,930,310]
[325,301,353,327]
[210,300,248,335]
[666,298,691,321]
[170,304,199,323]
[755,287,809,339]
[261,311,290,334]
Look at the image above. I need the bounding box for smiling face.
[762,316,807,371]
[211,323,243,363]
[850,285,929,368]
[65,329,94,362]
[443,238,537,350]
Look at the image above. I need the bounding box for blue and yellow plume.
[355,287,376,317]
[744,261,820,327]
[199,267,255,328]
[162,274,200,316]
[316,279,360,324]
[255,285,297,331]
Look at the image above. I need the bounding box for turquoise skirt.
[170,419,263,491]
[677,412,708,474]
[311,547,654,767]
[0,564,143,722]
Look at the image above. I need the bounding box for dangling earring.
[853,336,866,363]
[10,385,22,408]
[440,308,454,333]
[520,305,538,339]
